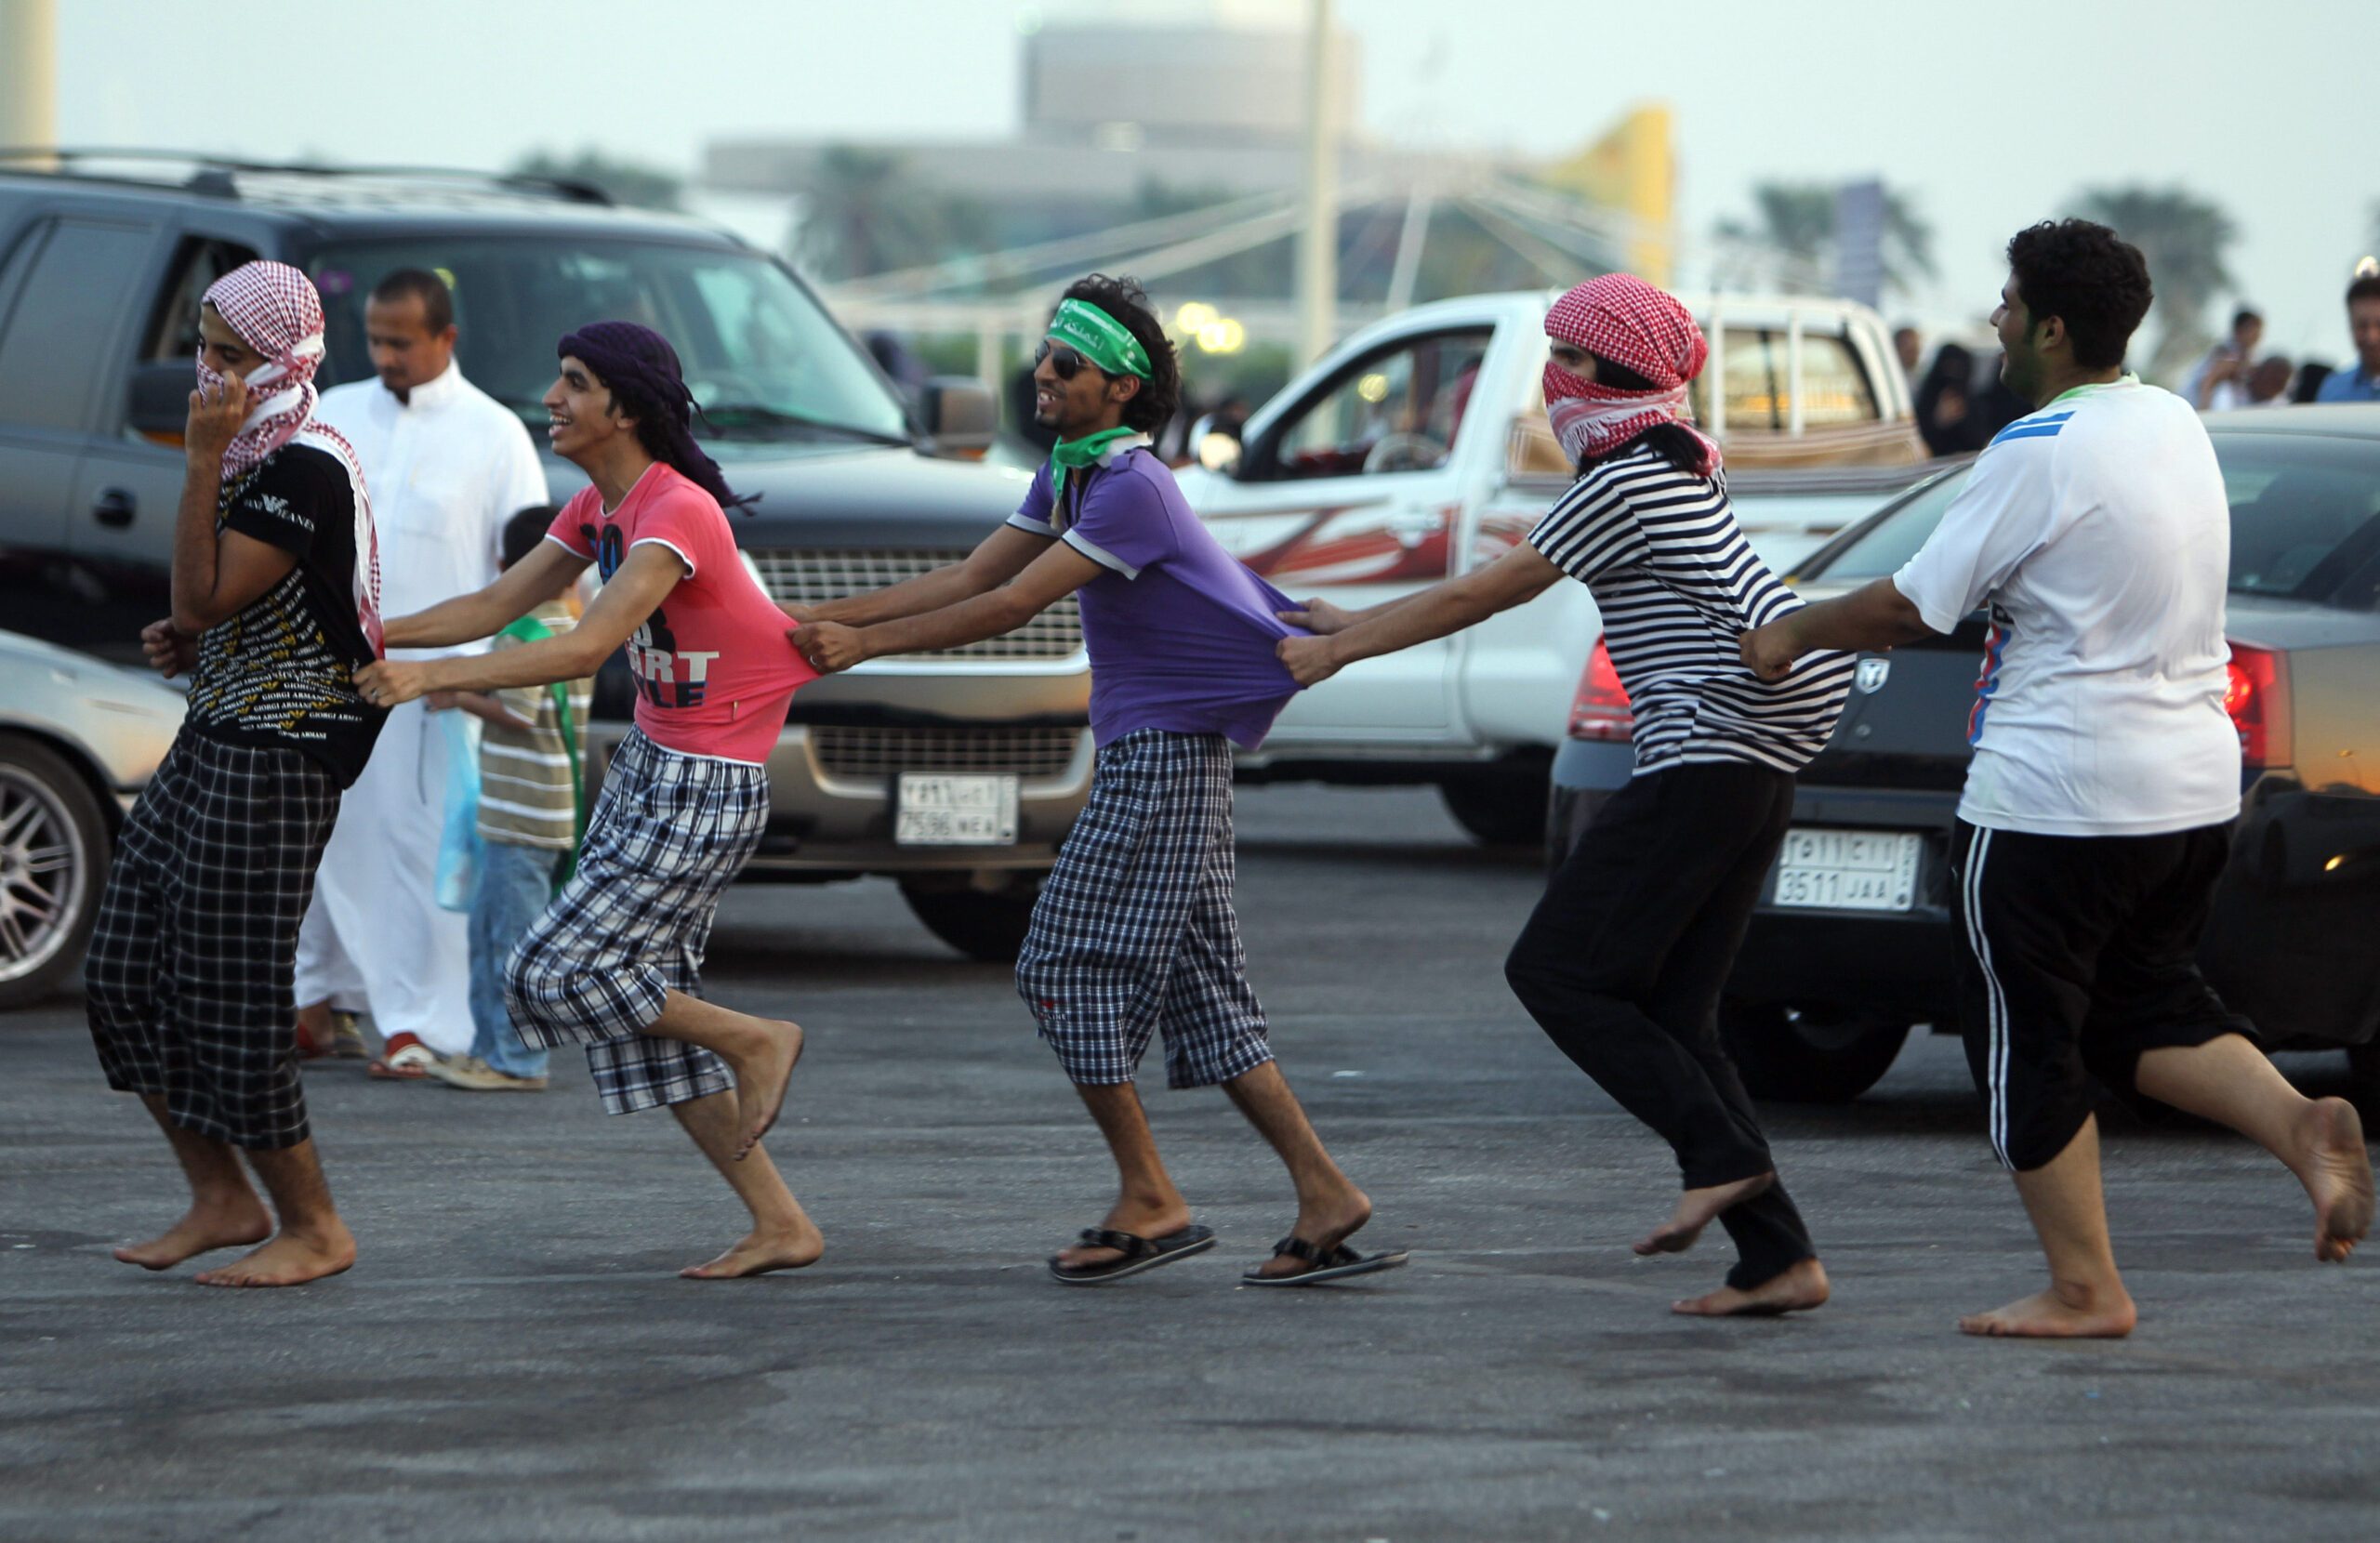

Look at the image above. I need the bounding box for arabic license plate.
[895,773,1020,846]
[1769,828,1923,913]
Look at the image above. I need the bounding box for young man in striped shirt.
[425,506,595,1093]
[1282,275,1852,1317]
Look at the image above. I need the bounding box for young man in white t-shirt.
[1741,218,2373,1339]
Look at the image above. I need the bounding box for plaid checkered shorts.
[1016,729,1274,1088]
[86,733,341,1151]
[505,730,767,1114]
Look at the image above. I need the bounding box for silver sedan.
[0,630,185,1009]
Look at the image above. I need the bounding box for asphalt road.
[4,785,2375,1542]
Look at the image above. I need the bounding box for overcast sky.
[54,0,2378,362]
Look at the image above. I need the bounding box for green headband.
[1047,297,1152,380]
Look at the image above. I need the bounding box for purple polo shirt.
[1008,444,1305,749]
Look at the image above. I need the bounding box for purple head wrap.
[557,321,753,512]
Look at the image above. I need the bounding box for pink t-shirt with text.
[546,464,815,764]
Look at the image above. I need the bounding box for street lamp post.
[1294,0,1338,368]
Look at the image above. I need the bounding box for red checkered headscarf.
[1542,274,1720,478]
[200,261,382,654]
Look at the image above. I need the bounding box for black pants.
[1949,820,2250,1172]
[1504,762,1812,1289]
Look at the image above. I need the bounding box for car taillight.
[2224,641,2291,769]
[1568,638,1633,742]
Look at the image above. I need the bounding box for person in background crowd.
[2244,356,2294,407]
[2180,307,2265,411]
[92,261,386,1287]
[354,322,823,1280]
[2312,265,2380,402]
[1893,324,1924,380]
[2292,362,2336,403]
[1915,342,1988,456]
[423,506,594,1094]
[793,274,1402,1289]
[1281,274,1853,1318]
[1743,219,2373,1339]
[295,269,549,1082]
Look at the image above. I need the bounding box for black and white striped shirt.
[1528,445,1851,775]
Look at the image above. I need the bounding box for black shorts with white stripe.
[1015,729,1275,1089]
[85,733,341,1151]
[1949,819,2252,1171]
[505,730,768,1115]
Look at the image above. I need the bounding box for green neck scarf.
[1050,426,1142,479]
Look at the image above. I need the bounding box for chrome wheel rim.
[0,766,88,985]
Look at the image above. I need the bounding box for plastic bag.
[433,706,483,913]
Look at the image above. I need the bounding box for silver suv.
[0,155,1091,961]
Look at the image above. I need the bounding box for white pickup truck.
[1176,289,1937,842]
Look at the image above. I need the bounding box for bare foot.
[192,1223,356,1288]
[113,1195,272,1271]
[1054,1197,1196,1272]
[1634,1171,1775,1257]
[1673,1257,1831,1317]
[2292,1096,2373,1262]
[680,1221,825,1279]
[1958,1284,2136,1339]
[728,1021,803,1160]
[1253,1183,1374,1280]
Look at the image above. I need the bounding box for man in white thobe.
[297,268,549,1074]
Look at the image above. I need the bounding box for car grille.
[747,548,1083,660]
[809,726,1085,781]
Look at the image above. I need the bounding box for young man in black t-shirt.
[86,263,386,1289]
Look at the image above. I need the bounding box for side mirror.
[1190,412,1244,475]
[126,361,193,444]
[918,377,997,460]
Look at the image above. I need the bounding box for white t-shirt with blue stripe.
[1891,379,2241,837]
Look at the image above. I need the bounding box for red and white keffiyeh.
[200,261,383,654]
[1542,273,1721,478]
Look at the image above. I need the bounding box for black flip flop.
[1241,1233,1409,1287]
[1048,1223,1217,1286]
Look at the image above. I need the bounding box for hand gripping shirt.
[1007,442,1304,749]
[545,464,815,764]
[1891,379,2241,837]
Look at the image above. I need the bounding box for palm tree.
[1715,180,1937,298]
[2071,186,2238,382]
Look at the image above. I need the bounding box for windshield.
[304,238,911,446]
[1805,432,2380,605]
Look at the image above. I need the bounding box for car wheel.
[900,877,1043,963]
[1439,764,1549,848]
[0,733,111,1011]
[1720,1000,1912,1104]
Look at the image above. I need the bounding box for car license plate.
[894,773,1019,846]
[1769,828,1922,912]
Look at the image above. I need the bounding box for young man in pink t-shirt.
[355,323,821,1280]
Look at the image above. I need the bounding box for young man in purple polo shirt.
[793,274,1402,1287]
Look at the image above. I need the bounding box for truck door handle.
[93,489,136,528]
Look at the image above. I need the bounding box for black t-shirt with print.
[181,442,387,786]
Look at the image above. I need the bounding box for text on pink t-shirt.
[545,464,814,764]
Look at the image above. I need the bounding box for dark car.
[0,154,1087,963]
[1549,406,2380,1101]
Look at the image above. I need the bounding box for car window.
[1687,326,1879,431]
[2213,435,2380,600]
[303,237,910,443]
[0,218,155,432]
[1802,468,1971,581]
[142,237,261,361]
[1806,432,2380,605]
[1263,329,1489,481]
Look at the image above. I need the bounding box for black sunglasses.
[1033,339,1108,381]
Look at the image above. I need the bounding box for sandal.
[1048,1223,1216,1286]
[1241,1234,1409,1287]
[367,1036,438,1081]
